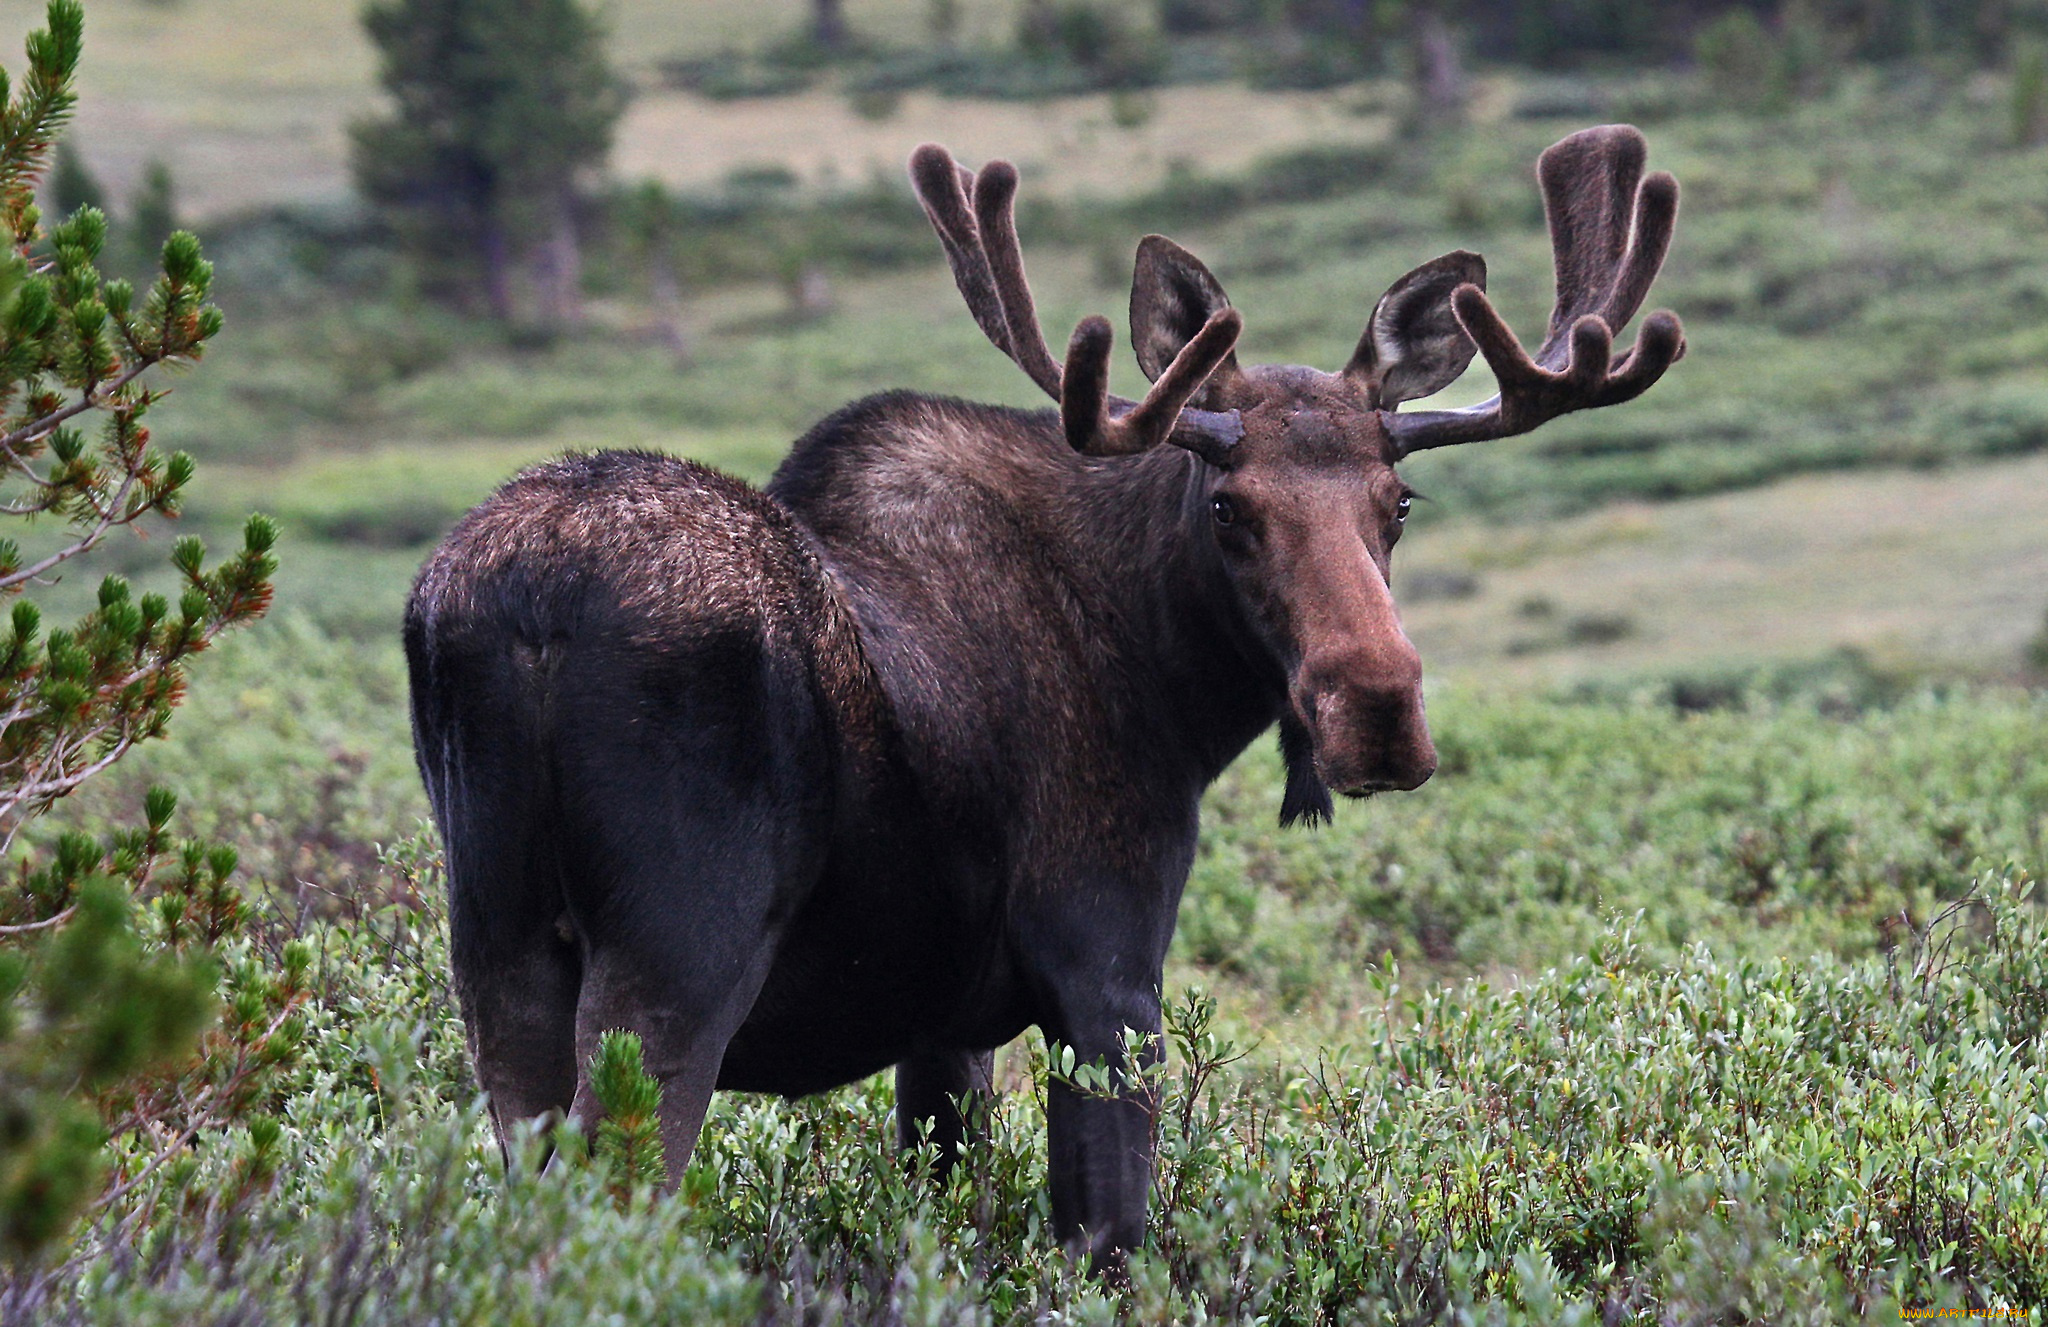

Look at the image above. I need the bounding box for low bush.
[8,859,2040,1321]
[12,587,2044,1318]
[1185,684,2048,1007]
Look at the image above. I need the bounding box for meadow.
[2,0,2048,1319]
[75,66,2048,672]
[20,610,2048,1318]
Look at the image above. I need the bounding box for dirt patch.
[1397,452,2048,680]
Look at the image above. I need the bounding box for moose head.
[910,126,1684,821]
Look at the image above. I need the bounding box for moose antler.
[1384,124,1686,456]
[1060,309,1244,459]
[910,144,1244,460]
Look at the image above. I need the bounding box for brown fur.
[404,125,1685,1278]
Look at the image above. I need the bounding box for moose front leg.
[1040,983,1165,1277]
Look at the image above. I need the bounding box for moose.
[404,124,1684,1270]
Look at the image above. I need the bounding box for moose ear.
[1345,250,1486,407]
[1131,235,1241,386]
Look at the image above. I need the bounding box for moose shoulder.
[404,124,1685,1271]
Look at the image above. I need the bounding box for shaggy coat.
[405,125,1684,1269]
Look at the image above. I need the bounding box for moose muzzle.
[1293,643,1437,795]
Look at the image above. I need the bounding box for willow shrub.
[1186,684,2048,1009]
[10,854,2041,1323]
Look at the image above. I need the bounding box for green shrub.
[2016,38,2048,147]
[1696,10,1778,107]
[18,861,2043,1320]
[1186,685,2048,1002]
[0,0,282,1265]
[9,603,2044,1315]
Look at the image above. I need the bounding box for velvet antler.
[910,144,1244,461]
[1383,124,1686,456]
[1061,310,1244,461]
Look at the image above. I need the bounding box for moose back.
[404,125,1685,1269]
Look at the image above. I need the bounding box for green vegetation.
[5,814,2040,1318]
[0,1,284,1267]
[146,70,2048,628]
[10,571,2034,1316]
[1192,684,2048,1013]
[4,0,2048,1318]
[354,0,623,324]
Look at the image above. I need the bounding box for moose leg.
[570,936,780,1179]
[455,910,582,1150]
[895,1048,996,1172]
[1040,985,1165,1277]
[428,708,582,1152]
[549,636,830,1181]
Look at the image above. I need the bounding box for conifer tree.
[0,0,285,1263]
[126,158,176,271]
[589,1029,666,1206]
[351,0,624,327]
[46,142,99,221]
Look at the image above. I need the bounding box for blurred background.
[1,0,2044,979]
[7,0,2046,679]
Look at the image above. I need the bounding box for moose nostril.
[1315,683,1410,729]
[1298,676,1435,794]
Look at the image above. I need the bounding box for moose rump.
[405,449,858,1167]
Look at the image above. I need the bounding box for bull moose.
[404,124,1685,1269]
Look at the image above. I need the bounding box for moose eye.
[1211,495,1239,526]
[1395,496,1412,523]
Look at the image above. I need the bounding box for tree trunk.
[480,216,515,323]
[1017,0,1058,54]
[812,0,848,51]
[649,255,692,365]
[534,192,585,332]
[1412,7,1467,129]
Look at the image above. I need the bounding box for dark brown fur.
[404,126,1684,1274]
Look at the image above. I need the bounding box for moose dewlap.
[404,124,1684,1273]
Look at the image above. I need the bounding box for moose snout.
[1294,650,1437,795]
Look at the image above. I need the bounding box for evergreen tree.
[127,157,177,267]
[589,1030,667,1206]
[0,1,285,1264]
[46,141,99,220]
[351,0,624,327]
[812,0,850,52]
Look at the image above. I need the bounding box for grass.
[29,0,1322,215]
[1394,451,2048,683]
[7,11,2048,1315]
[613,81,1397,197]
[59,431,2048,673]
[22,611,2048,1319]
[147,73,2048,498]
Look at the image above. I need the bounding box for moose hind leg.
[896,1049,996,1172]
[462,921,581,1149]
[556,707,825,1181]
[432,737,582,1150]
[570,937,780,1181]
